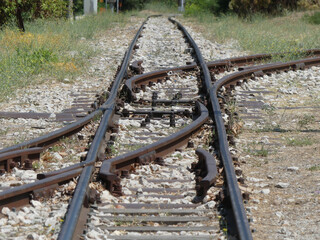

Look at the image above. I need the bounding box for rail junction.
[0,15,320,240]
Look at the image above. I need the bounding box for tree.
[0,0,67,30]
[229,0,299,17]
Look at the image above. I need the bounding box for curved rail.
[191,148,218,203]
[169,17,253,240]
[0,50,319,168]
[124,50,320,101]
[99,101,208,193]
[57,17,148,240]
[1,15,320,239]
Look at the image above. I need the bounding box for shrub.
[304,11,320,24]
[0,0,67,29]
[122,0,145,10]
[229,0,298,17]
[185,0,230,16]
[298,0,320,10]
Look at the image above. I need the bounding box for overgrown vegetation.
[185,12,320,59]
[0,12,130,102]
[304,11,320,24]
[185,0,230,16]
[144,0,178,13]
[308,164,320,171]
[245,142,270,157]
[184,0,320,17]
[285,136,314,146]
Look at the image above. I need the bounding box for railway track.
[0,15,320,239]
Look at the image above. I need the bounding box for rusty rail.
[1,49,319,171]
[99,101,208,194]
[1,14,320,239]
[191,148,218,204]
[124,49,320,101]
[0,168,82,210]
[169,17,253,240]
[57,17,149,240]
[0,147,43,173]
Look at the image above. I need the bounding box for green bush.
[143,0,178,13]
[185,0,230,16]
[122,0,146,10]
[37,0,67,18]
[298,0,320,10]
[0,0,67,29]
[229,0,298,17]
[304,11,320,24]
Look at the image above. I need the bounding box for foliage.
[308,164,320,171]
[0,0,67,29]
[37,0,67,18]
[303,11,320,24]
[298,0,320,10]
[0,12,130,102]
[191,12,320,59]
[285,136,314,146]
[297,114,315,130]
[143,0,178,13]
[229,0,298,17]
[73,0,84,15]
[185,0,230,16]
[122,0,146,10]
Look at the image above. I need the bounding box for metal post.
[178,0,185,12]
[116,0,119,13]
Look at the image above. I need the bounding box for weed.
[297,114,315,130]
[0,128,8,136]
[308,165,320,171]
[285,136,314,146]
[13,135,28,145]
[32,161,41,170]
[173,153,183,160]
[144,1,178,14]
[109,145,118,156]
[49,144,64,153]
[0,12,131,102]
[254,145,269,157]
[93,112,102,122]
[185,12,320,61]
[245,142,270,157]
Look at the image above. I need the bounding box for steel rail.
[57,17,148,240]
[168,17,253,240]
[0,168,82,210]
[191,148,218,203]
[215,56,320,90]
[0,147,43,173]
[0,111,102,155]
[1,15,319,239]
[124,50,320,100]
[0,50,319,167]
[99,101,208,193]
[2,56,319,217]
